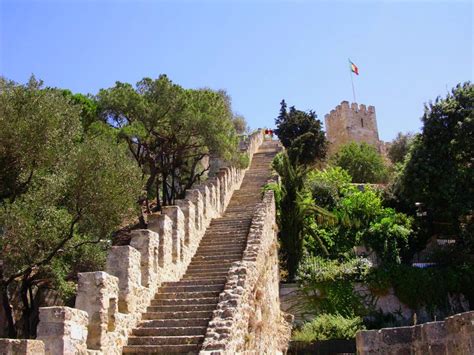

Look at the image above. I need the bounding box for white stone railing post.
[75,271,119,352]
[106,246,144,314]
[37,306,88,355]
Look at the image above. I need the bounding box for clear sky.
[1,0,472,141]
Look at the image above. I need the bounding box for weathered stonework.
[356,310,474,354]
[200,191,292,354]
[0,339,45,355]
[1,130,265,355]
[37,306,88,355]
[325,101,384,154]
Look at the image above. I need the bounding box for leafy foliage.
[297,256,371,317]
[394,82,473,238]
[388,132,414,164]
[98,75,241,215]
[274,100,327,166]
[293,313,365,342]
[269,152,335,280]
[331,142,388,183]
[0,77,142,338]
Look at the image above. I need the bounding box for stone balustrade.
[24,130,264,354]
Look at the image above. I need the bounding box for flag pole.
[349,58,357,103]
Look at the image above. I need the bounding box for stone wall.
[13,130,265,355]
[324,101,382,154]
[356,310,474,354]
[200,190,292,354]
[0,339,45,355]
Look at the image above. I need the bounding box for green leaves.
[275,100,328,166]
[331,142,388,183]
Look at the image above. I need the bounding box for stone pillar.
[106,246,142,314]
[185,189,203,234]
[37,306,88,355]
[162,206,185,263]
[75,271,119,351]
[148,213,173,273]
[217,169,228,213]
[0,339,45,354]
[197,184,211,228]
[175,199,196,246]
[206,180,218,219]
[130,229,160,290]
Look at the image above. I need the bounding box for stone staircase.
[123,140,280,354]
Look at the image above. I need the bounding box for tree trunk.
[1,284,16,338]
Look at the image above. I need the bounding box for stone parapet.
[356,310,474,354]
[200,190,292,354]
[16,129,265,355]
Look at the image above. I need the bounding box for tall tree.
[98,75,241,218]
[274,100,327,166]
[396,82,473,237]
[0,77,142,338]
[388,132,414,164]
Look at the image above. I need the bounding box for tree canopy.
[97,75,241,215]
[0,77,142,338]
[395,82,473,235]
[331,142,388,183]
[274,100,327,166]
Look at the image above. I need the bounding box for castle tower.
[324,101,381,154]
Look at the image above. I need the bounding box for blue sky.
[1,0,472,141]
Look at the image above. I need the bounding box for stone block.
[75,271,119,351]
[147,213,173,268]
[106,246,142,314]
[130,229,160,289]
[162,206,185,263]
[0,339,45,355]
[37,306,88,355]
[175,199,196,246]
[185,189,204,233]
[197,184,211,227]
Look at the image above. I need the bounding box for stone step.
[183,273,229,279]
[138,318,210,328]
[133,326,207,336]
[193,250,243,257]
[128,335,204,346]
[154,290,221,300]
[160,284,223,293]
[147,303,216,313]
[122,344,199,354]
[151,297,218,306]
[142,310,213,320]
[163,278,226,286]
[192,254,241,261]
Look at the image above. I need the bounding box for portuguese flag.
[349,60,359,75]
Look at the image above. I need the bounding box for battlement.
[325,101,380,154]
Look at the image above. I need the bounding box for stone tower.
[324,101,381,154]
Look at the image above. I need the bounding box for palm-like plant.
[269,152,335,280]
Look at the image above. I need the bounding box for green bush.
[331,142,388,183]
[297,256,371,317]
[293,313,365,342]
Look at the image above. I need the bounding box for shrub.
[331,142,388,183]
[293,314,365,342]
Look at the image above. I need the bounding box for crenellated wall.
[324,101,381,154]
[356,310,474,355]
[24,130,265,355]
[200,190,292,354]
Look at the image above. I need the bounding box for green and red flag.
[349,60,359,75]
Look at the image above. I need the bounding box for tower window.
[361,118,364,127]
